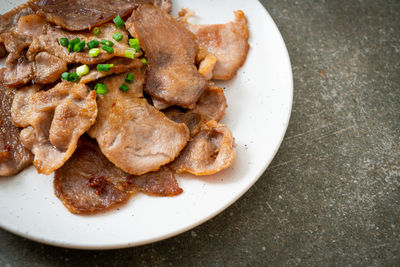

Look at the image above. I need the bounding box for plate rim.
[0,0,293,250]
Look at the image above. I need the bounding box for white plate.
[0,0,292,249]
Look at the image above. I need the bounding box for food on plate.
[0,0,250,214]
[0,71,33,176]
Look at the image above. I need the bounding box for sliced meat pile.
[29,0,172,31]
[55,136,182,214]
[88,70,190,175]
[127,4,207,108]
[11,82,97,175]
[0,77,33,176]
[1,1,242,215]
[184,10,250,80]
[170,120,236,176]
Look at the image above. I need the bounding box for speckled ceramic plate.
[0,0,292,249]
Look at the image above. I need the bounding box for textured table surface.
[1,0,399,266]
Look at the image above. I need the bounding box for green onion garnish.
[60,37,69,47]
[100,40,114,47]
[102,45,114,54]
[124,48,135,59]
[113,15,125,28]
[93,27,100,36]
[61,72,79,82]
[112,32,123,42]
[89,48,100,57]
[87,39,99,49]
[120,83,130,92]
[97,64,114,72]
[61,72,70,80]
[129,38,140,51]
[94,83,107,95]
[76,65,89,77]
[69,72,79,82]
[140,58,147,65]
[68,38,80,52]
[73,40,86,52]
[125,73,134,83]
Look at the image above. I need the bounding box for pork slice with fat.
[11,82,97,175]
[88,70,189,175]
[170,120,236,176]
[126,4,206,108]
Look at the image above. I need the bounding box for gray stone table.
[1,0,399,265]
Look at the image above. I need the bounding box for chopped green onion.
[61,72,70,81]
[129,38,140,51]
[93,27,100,36]
[76,65,89,77]
[113,15,125,28]
[140,58,147,65]
[69,72,79,82]
[125,73,134,83]
[61,72,79,82]
[89,48,100,57]
[124,48,135,59]
[94,83,107,95]
[68,38,80,52]
[97,63,114,72]
[120,83,130,92]
[102,45,114,54]
[112,32,123,42]
[59,37,69,47]
[87,39,99,49]
[100,40,114,47]
[73,40,86,52]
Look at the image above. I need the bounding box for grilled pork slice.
[11,82,97,175]
[29,0,172,31]
[0,78,33,176]
[88,70,189,175]
[54,136,182,214]
[185,10,250,80]
[127,4,207,108]
[170,120,236,176]
[164,84,227,136]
